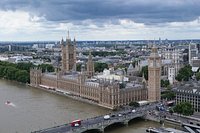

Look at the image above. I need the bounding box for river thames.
[0,79,163,133]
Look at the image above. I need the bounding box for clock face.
[149,61,153,67]
[149,60,160,67]
[156,61,160,67]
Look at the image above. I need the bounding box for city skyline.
[0,0,200,41]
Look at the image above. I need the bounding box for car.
[118,114,122,117]
[74,123,79,127]
[71,119,81,127]
[132,109,136,113]
[111,114,115,117]
[104,115,110,120]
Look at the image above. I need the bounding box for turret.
[30,67,42,87]
[66,30,71,43]
[142,72,147,89]
[73,37,76,45]
[127,63,134,76]
[87,50,95,78]
[61,37,64,45]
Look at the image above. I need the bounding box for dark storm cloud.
[0,0,200,24]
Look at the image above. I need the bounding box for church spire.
[61,37,64,44]
[74,36,76,42]
[67,30,70,39]
[88,50,92,60]
[66,30,71,43]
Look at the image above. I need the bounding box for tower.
[87,50,95,78]
[148,46,161,102]
[61,32,76,72]
[30,68,42,87]
[127,63,134,76]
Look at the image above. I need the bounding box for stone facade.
[30,34,150,109]
[148,46,161,102]
[30,69,147,109]
[61,33,76,72]
[87,51,95,78]
[174,81,200,112]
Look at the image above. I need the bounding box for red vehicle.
[70,119,81,127]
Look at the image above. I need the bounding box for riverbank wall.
[28,84,114,110]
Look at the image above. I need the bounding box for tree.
[82,51,126,57]
[38,64,54,72]
[129,101,140,107]
[94,62,108,72]
[0,65,6,77]
[15,70,29,83]
[76,64,81,72]
[139,66,148,80]
[0,61,16,68]
[169,108,174,115]
[175,65,193,81]
[5,66,18,80]
[16,62,34,72]
[196,72,200,81]
[161,91,175,100]
[173,102,194,116]
[0,61,34,83]
[161,79,170,87]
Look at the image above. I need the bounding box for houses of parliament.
[30,34,161,109]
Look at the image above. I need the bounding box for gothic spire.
[142,72,146,83]
[74,36,76,42]
[88,50,92,60]
[67,30,70,39]
[66,30,71,43]
[61,37,64,44]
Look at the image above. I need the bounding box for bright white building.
[95,69,129,82]
[168,66,175,84]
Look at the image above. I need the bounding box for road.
[33,102,159,133]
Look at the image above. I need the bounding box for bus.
[70,119,81,127]
[137,101,150,106]
[165,100,175,106]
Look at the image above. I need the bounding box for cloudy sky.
[0,0,200,41]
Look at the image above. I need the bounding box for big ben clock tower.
[148,46,161,102]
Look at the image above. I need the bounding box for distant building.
[189,43,198,66]
[127,62,140,77]
[174,81,200,112]
[45,44,55,49]
[8,55,33,63]
[161,45,186,85]
[191,57,200,67]
[8,45,29,52]
[168,66,175,84]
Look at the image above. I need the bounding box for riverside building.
[30,34,160,109]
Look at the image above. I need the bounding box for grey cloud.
[0,0,200,25]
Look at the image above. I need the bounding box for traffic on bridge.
[32,102,159,133]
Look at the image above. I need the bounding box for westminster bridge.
[32,102,159,133]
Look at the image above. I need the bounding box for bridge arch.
[128,117,144,125]
[104,122,125,132]
[81,128,102,133]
